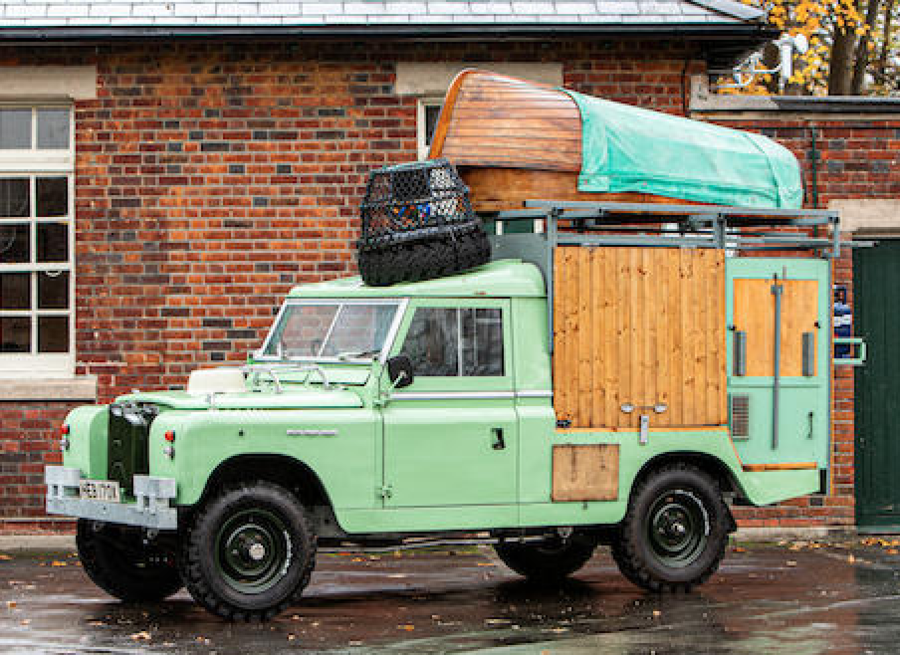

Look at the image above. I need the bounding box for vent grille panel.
[730,394,750,440]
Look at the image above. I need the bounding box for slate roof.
[0,0,765,29]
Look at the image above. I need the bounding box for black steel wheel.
[181,481,316,621]
[76,519,182,602]
[612,463,731,592]
[494,533,597,584]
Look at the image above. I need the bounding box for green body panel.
[287,260,545,300]
[725,257,831,469]
[854,240,900,529]
[59,258,827,536]
[63,405,109,480]
[147,406,380,510]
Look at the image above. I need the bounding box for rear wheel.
[612,464,730,592]
[494,534,597,583]
[76,519,182,602]
[181,481,316,621]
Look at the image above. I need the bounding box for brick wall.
[0,403,68,522]
[1,39,894,532]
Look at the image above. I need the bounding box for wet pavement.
[2,540,900,654]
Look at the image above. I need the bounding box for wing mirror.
[386,355,414,389]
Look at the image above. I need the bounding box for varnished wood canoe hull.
[429,69,692,212]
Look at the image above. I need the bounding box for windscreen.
[261,301,400,361]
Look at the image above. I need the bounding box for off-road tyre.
[358,228,491,287]
[76,519,182,602]
[494,534,598,584]
[180,481,316,621]
[612,463,730,593]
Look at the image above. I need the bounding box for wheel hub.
[216,510,291,594]
[247,542,266,561]
[646,490,709,567]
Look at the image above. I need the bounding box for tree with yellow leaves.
[735,0,898,95]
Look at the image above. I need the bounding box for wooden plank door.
[854,240,900,530]
[553,246,726,429]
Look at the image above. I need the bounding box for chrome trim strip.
[390,390,553,401]
[391,391,516,400]
[515,390,554,398]
[286,429,338,437]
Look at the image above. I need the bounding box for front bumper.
[45,466,178,530]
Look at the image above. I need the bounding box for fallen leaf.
[652,610,662,617]
[732,546,746,553]
[130,631,151,641]
[50,561,67,567]
[888,549,898,555]
[848,554,856,563]
[485,618,512,625]
[786,560,797,567]
[287,634,296,641]
[398,624,415,631]
[19,619,30,626]
[0,554,11,561]
[6,601,16,609]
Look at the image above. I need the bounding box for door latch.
[377,484,393,500]
[491,427,506,450]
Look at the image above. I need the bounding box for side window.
[462,308,503,376]
[400,307,504,377]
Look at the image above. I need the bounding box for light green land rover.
[45,204,843,621]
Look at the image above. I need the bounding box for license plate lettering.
[79,480,121,503]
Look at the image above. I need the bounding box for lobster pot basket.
[357,159,490,286]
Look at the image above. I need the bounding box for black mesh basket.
[357,159,490,286]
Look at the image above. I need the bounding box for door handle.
[491,428,505,450]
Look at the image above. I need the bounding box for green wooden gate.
[854,240,900,531]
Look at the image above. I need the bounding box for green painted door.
[854,240,900,530]
[726,257,830,469]
[381,298,519,507]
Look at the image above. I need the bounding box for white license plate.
[79,479,121,503]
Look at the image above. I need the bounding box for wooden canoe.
[428,69,687,213]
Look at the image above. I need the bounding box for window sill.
[0,375,97,402]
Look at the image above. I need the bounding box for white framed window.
[0,105,75,378]
[416,97,444,160]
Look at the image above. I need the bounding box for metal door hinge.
[377,485,393,500]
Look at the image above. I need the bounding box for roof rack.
[490,201,860,353]
[495,200,844,259]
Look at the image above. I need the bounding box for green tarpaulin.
[563,90,803,209]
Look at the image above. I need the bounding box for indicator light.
[163,446,175,459]
[164,430,176,442]
[60,424,70,436]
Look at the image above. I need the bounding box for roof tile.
[0,0,765,30]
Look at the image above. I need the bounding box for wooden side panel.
[553,247,726,428]
[734,279,819,377]
[429,70,582,172]
[552,444,619,502]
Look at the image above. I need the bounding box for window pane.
[0,272,30,309]
[38,316,68,353]
[0,316,30,353]
[0,178,30,217]
[37,222,68,262]
[424,104,442,148]
[38,271,68,309]
[0,109,31,149]
[401,308,459,376]
[0,223,29,263]
[462,308,504,376]
[37,109,69,149]
[36,177,67,217]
